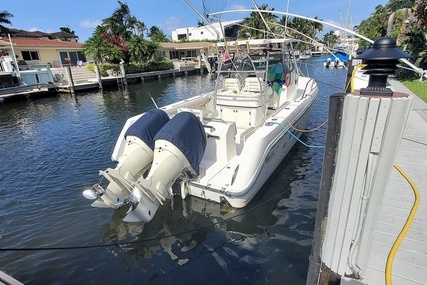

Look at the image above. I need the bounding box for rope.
[286,117,328,133]
[0,167,322,252]
[270,121,325,148]
[385,164,420,285]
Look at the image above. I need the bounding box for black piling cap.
[355,37,411,96]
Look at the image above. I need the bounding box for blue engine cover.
[154,112,207,175]
[124,109,170,150]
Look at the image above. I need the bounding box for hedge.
[86,61,175,77]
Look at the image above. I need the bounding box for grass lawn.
[401,78,427,102]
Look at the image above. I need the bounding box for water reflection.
[97,141,319,283]
[0,58,346,284]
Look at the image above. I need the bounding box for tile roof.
[0,37,84,48]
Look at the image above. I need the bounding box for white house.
[171,20,244,42]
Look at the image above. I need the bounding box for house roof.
[7,29,78,40]
[160,41,213,50]
[49,31,79,39]
[0,37,84,49]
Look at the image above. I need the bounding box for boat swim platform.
[350,79,427,285]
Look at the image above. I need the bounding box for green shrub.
[86,61,174,77]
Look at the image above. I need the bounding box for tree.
[312,16,324,36]
[355,5,389,47]
[0,10,13,36]
[84,1,160,64]
[415,0,427,30]
[147,26,170,42]
[83,26,122,63]
[238,4,278,39]
[60,26,75,35]
[322,31,340,47]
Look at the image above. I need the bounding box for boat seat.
[242,77,263,93]
[177,107,217,122]
[217,106,265,129]
[222,78,241,92]
[203,121,237,163]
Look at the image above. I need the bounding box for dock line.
[271,122,325,148]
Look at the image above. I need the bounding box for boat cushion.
[154,112,206,175]
[124,109,170,150]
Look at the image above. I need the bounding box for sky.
[1,0,388,42]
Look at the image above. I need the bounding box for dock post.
[307,37,413,284]
[94,63,102,90]
[306,93,346,285]
[119,60,127,86]
[65,65,75,95]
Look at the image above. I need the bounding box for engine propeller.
[82,184,106,200]
[115,188,142,214]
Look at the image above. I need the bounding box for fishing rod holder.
[355,37,411,96]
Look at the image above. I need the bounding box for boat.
[83,37,318,223]
[311,51,321,57]
[323,47,350,68]
[298,52,311,60]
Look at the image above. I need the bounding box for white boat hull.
[84,38,319,222]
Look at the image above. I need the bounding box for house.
[171,20,244,42]
[0,29,86,68]
[160,41,215,61]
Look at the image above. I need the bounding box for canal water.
[0,56,347,284]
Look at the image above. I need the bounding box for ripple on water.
[0,65,347,284]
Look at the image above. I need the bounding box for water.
[0,56,347,284]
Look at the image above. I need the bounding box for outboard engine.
[84,109,170,208]
[122,112,207,222]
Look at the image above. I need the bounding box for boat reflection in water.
[97,139,319,283]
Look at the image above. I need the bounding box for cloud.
[160,16,187,33]
[80,20,101,28]
[229,4,246,10]
[29,27,53,33]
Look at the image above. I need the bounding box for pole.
[7,34,21,82]
[306,93,346,285]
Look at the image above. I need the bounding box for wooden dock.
[306,79,427,285]
[361,80,427,285]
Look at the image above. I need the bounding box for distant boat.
[311,51,321,57]
[323,47,350,68]
[298,52,311,60]
[0,55,54,99]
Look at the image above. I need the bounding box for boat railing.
[297,62,316,78]
[19,63,52,71]
[300,78,317,99]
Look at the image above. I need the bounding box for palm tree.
[415,0,427,30]
[127,34,147,62]
[322,31,340,48]
[0,10,13,36]
[238,4,278,39]
[147,26,170,42]
[83,26,122,63]
[312,16,323,37]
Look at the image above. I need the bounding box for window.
[21,51,40,61]
[201,31,204,35]
[59,51,86,65]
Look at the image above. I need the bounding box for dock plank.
[364,80,427,285]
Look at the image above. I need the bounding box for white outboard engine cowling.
[123,112,207,222]
[91,109,170,208]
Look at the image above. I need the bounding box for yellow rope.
[385,164,420,285]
